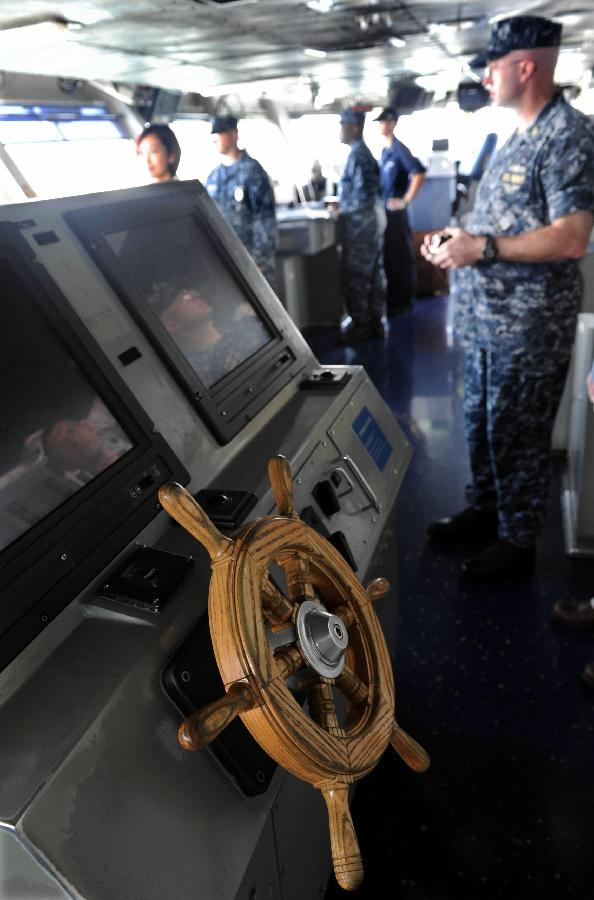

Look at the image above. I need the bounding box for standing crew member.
[206,116,278,289]
[422,15,594,584]
[375,107,426,316]
[337,108,387,344]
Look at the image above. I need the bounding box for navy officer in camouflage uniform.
[336,108,387,344]
[206,116,278,289]
[423,15,594,584]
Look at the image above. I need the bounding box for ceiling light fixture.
[429,18,479,33]
[555,14,583,26]
[304,48,328,58]
[388,36,406,48]
[0,19,71,50]
[306,0,334,12]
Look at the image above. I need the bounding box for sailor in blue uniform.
[206,116,278,289]
[375,107,426,315]
[336,108,387,344]
[423,15,594,583]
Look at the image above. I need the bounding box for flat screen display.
[0,260,134,553]
[65,183,300,444]
[105,214,272,388]
[0,222,189,672]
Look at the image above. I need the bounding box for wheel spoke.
[335,665,369,710]
[262,571,296,626]
[267,623,297,653]
[365,577,390,603]
[390,721,431,773]
[305,678,344,737]
[332,603,355,628]
[276,550,317,602]
[273,642,306,680]
[268,455,296,517]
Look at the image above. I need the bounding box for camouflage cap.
[470,15,562,68]
[211,115,238,134]
[340,108,365,127]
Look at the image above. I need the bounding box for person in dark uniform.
[336,108,387,345]
[375,107,426,316]
[136,124,181,182]
[206,115,278,290]
[422,15,594,584]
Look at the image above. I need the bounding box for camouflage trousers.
[339,214,386,323]
[463,344,570,547]
[253,250,277,292]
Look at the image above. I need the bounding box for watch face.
[483,236,497,260]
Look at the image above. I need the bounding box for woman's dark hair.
[137,124,181,176]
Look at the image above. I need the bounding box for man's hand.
[386,197,406,211]
[420,227,484,269]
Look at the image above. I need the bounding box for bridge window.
[0,103,141,199]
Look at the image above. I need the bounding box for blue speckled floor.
[314,297,594,900]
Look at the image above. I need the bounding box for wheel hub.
[295,599,349,678]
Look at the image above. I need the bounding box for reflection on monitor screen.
[105,214,272,387]
[0,261,134,553]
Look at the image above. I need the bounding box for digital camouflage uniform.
[338,140,386,324]
[460,92,594,547]
[206,151,278,289]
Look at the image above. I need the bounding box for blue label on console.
[352,407,392,471]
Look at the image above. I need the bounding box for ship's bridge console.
[0,180,412,899]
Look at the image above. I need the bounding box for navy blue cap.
[340,108,365,127]
[211,115,238,134]
[470,15,562,68]
[374,106,398,122]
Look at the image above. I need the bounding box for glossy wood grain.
[268,454,296,518]
[321,783,364,891]
[366,577,390,603]
[158,482,233,563]
[160,454,429,890]
[178,681,256,750]
[262,571,295,626]
[390,722,431,773]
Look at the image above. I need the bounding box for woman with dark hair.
[137,124,181,182]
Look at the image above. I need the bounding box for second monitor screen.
[105,214,273,388]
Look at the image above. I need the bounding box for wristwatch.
[481,235,498,262]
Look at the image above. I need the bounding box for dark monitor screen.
[1,259,134,552]
[104,214,272,388]
[0,221,189,672]
[457,80,490,113]
[66,182,300,444]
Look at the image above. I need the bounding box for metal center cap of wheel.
[295,599,349,679]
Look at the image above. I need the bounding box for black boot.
[370,317,386,338]
[338,320,373,346]
[459,539,535,585]
[427,507,498,545]
[551,598,594,632]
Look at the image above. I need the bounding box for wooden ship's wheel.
[158,455,429,891]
